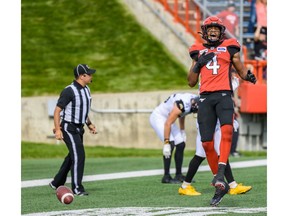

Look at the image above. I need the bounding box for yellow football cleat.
[178,185,201,196]
[228,183,252,195]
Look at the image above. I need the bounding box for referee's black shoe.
[49,182,57,190]
[74,191,89,196]
[174,174,196,183]
[174,174,186,182]
[161,174,181,184]
[210,180,229,206]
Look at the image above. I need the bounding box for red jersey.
[189,38,240,94]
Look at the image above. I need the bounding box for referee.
[49,64,97,196]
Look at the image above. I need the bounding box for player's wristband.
[192,63,201,73]
[164,139,170,144]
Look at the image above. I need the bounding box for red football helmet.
[200,16,226,44]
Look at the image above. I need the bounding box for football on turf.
[56,186,74,204]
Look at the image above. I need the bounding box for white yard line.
[22,159,266,188]
[22,207,268,216]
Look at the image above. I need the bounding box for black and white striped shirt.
[57,80,92,124]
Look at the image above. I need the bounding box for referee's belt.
[62,120,84,128]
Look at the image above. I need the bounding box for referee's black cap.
[74,64,96,77]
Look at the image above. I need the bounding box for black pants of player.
[198,91,234,142]
[52,121,86,194]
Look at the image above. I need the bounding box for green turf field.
[21,143,267,215]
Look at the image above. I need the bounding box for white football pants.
[196,119,239,157]
[149,110,184,145]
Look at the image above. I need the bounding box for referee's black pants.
[52,121,86,194]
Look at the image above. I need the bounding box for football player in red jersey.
[187,16,256,206]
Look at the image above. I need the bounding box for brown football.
[56,186,74,204]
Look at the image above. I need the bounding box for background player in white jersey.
[149,93,199,183]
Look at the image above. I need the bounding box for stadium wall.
[21,90,266,151]
[21,91,198,150]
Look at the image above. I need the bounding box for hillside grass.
[21,0,191,97]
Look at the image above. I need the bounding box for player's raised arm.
[232,52,257,84]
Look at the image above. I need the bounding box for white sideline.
[21,159,266,188]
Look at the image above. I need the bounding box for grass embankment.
[21,0,190,97]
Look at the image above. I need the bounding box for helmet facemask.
[200,17,226,44]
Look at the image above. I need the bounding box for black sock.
[224,160,235,183]
[175,142,185,175]
[163,156,171,175]
[215,164,226,181]
[185,155,205,183]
